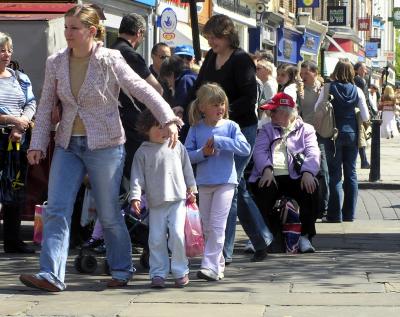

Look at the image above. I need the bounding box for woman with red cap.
[249,92,320,253]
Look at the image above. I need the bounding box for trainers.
[244,240,256,253]
[174,274,189,288]
[82,238,104,249]
[218,272,224,280]
[197,268,219,281]
[299,236,315,253]
[150,276,165,289]
[251,247,268,262]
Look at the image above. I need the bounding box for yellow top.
[69,55,90,136]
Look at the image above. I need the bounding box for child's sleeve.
[180,143,197,193]
[184,126,208,164]
[129,149,145,202]
[213,122,251,156]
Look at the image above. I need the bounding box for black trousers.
[250,175,318,238]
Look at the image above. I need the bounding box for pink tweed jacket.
[30,42,179,155]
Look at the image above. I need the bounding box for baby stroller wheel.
[140,249,150,269]
[103,259,111,275]
[74,256,83,273]
[77,255,98,274]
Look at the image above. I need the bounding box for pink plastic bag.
[33,202,46,245]
[184,202,204,258]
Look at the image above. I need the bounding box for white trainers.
[299,236,315,253]
[244,240,256,253]
[197,268,219,281]
[218,272,224,280]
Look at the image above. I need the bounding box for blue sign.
[301,30,321,55]
[277,27,304,64]
[297,0,319,8]
[365,42,378,58]
[134,0,156,7]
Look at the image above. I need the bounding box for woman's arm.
[19,73,37,120]
[356,87,370,122]
[314,86,326,112]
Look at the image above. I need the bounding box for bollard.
[369,118,382,182]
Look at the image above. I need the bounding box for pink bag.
[33,202,46,245]
[184,202,204,258]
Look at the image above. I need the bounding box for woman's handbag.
[314,83,338,140]
[184,202,204,258]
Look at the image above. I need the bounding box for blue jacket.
[174,69,197,108]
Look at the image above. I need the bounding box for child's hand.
[186,191,196,204]
[131,200,141,216]
[202,137,215,157]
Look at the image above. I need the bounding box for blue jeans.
[223,124,273,261]
[37,137,134,290]
[317,135,330,214]
[325,132,358,222]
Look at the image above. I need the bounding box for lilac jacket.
[30,42,180,155]
[249,117,320,182]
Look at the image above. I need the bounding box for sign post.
[181,0,204,63]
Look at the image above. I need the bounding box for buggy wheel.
[79,255,98,274]
[140,249,150,269]
[74,256,83,273]
[103,259,111,275]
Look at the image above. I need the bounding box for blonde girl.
[185,83,250,281]
[379,85,399,139]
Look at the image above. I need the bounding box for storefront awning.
[325,35,345,53]
[172,22,209,51]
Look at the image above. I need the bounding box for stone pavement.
[1,138,400,317]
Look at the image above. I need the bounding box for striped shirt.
[0,71,36,128]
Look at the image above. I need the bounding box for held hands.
[162,122,179,149]
[131,199,141,217]
[300,172,318,194]
[202,137,215,157]
[258,167,276,188]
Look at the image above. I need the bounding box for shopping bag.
[33,202,46,245]
[184,202,204,258]
[80,188,97,227]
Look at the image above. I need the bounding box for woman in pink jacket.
[19,4,181,292]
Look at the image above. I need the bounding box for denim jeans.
[37,137,134,290]
[148,200,188,279]
[223,124,273,261]
[325,132,358,222]
[317,135,330,214]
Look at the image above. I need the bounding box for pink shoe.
[174,274,189,288]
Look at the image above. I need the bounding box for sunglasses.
[158,55,169,60]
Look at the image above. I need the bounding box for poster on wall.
[327,6,347,26]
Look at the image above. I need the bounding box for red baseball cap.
[260,92,296,111]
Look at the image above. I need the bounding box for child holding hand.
[130,109,197,289]
[184,83,251,281]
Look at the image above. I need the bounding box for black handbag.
[291,152,305,175]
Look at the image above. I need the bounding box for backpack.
[313,83,338,140]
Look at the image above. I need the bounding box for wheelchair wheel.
[79,255,98,274]
[103,259,111,275]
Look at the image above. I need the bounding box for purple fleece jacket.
[249,117,320,182]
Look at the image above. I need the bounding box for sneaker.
[82,238,104,249]
[244,240,256,253]
[197,268,219,281]
[299,236,315,253]
[251,247,268,262]
[174,274,189,288]
[150,276,165,289]
[218,272,224,280]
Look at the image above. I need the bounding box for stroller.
[74,193,150,274]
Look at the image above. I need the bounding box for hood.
[330,82,358,105]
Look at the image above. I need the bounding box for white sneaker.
[244,240,256,253]
[299,236,315,253]
[218,272,224,280]
[197,268,219,281]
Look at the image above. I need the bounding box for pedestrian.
[0,32,37,254]
[249,92,320,253]
[173,45,196,70]
[276,63,299,102]
[19,3,181,292]
[188,14,273,264]
[185,83,251,281]
[315,60,369,223]
[130,109,196,289]
[379,85,399,139]
[299,60,329,219]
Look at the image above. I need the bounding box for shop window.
[289,0,294,13]
[279,0,284,9]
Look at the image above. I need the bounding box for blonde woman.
[19,4,181,292]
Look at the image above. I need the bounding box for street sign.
[358,18,370,31]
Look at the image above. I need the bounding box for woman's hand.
[162,122,179,148]
[27,150,43,165]
[202,137,215,157]
[172,106,184,119]
[9,128,23,143]
[131,200,141,216]
[186,190,196,204]
[258,167,276,188]
[300,172,317,194]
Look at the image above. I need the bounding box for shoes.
[82,238,104,249]
[174,274,189,288]
[251,247,268,262]
[150,276,165,289]
[19,274,61,292]
[244,240,256,253]
[299,236,315,253]
[106,278,128,288]
[224,257,232,266]
[197,268,219,281]
[321,216,342,223]
[361,163,371,169]
[4,241,35,254]
[218,272,224,280]
[93,243,106,254]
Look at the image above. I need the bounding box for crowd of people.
[0,3,398,292]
